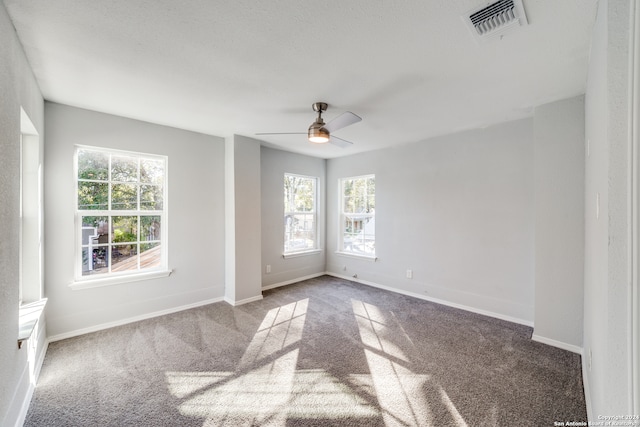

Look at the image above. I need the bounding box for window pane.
[343,196,354,213]
[285,214,315,252]
[140,216,161,241]
[112,216,138,243]
[78,150,108,181]
[78,182,108,210]
[367,195,376,213]
[111,155,138,182]
[112,183,138,210]
[140,185,163,210]
[82,246,108,276]
[343,179,353,198]
[140,159,164,184]
[111,245,138,272]
[140,243,161,269]
[366,177,375,195]
[82,216,109,244]
[343,218,375,255]
[294,179,314,212]
[284,175,315,213]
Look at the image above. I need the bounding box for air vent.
[463,0,528,42]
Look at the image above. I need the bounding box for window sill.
[70,269,172,290]
[283,249,323,259]
[335,251,377,261]
[19,298,47,349]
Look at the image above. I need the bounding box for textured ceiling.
[4,0,597,158]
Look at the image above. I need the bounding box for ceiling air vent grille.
[463,0,528,42]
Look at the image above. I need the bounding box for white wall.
[533,96,585,351]
[44,103,226,338]
[260,147,326,287]
[224,135,262,304]
[583,0,636,418]
[326,119,535,324]
[0,2,46,425]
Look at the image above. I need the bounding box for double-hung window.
[339,174,375,258]
[75,146,168,285]
[284,173,318,255]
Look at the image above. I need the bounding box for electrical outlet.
[406,269,413,279]
[266,265,271,274]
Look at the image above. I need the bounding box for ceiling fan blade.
[255,132,307,136]
[324,111,362,133]
[329,135,355,148]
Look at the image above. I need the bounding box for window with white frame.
[75,146,167,281]
[284,174,318,254]
[339,175,375,257]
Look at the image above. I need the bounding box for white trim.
[334,251,377,262]
[9,318,48,427]
[326,272,534,327]
[531,334,583,354]
[20,107,38,136]
[47,297,223,342]
[14,337,49,427]
[224,294,264,306]
[283,249,323,259]
[262,272,326,291]
[69,269,172,290]
[338,174,376,256]
[74,146,169,282]
[630,0,640,414]
[582,347,594,423]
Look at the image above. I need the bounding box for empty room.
[1,0,639,426]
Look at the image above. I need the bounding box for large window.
[75,146,167,282]
[339,175,375,257]
[284,174,318,255]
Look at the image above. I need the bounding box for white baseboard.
[262,272,326,291]
[326,272,535,327]
[48,297,224,342]
[14,339,49,427]
[5,359,30,427]
[530,334,583,354]
[328,272,588,356]
[224,294,264,306]
[8,321,49,427]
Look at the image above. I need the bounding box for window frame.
[337,174,376,260]
[72,145,170,289]
[283,173,320,257]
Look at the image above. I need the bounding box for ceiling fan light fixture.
[308,122,330,143]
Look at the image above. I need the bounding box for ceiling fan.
[256,102,362,148]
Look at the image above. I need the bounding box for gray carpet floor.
[25,275,587,426]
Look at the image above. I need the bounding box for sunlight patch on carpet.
[351,297,471,426]
[439,386,469,427]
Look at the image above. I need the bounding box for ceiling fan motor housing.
[308,102,330,143]
[308,119,329,143]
